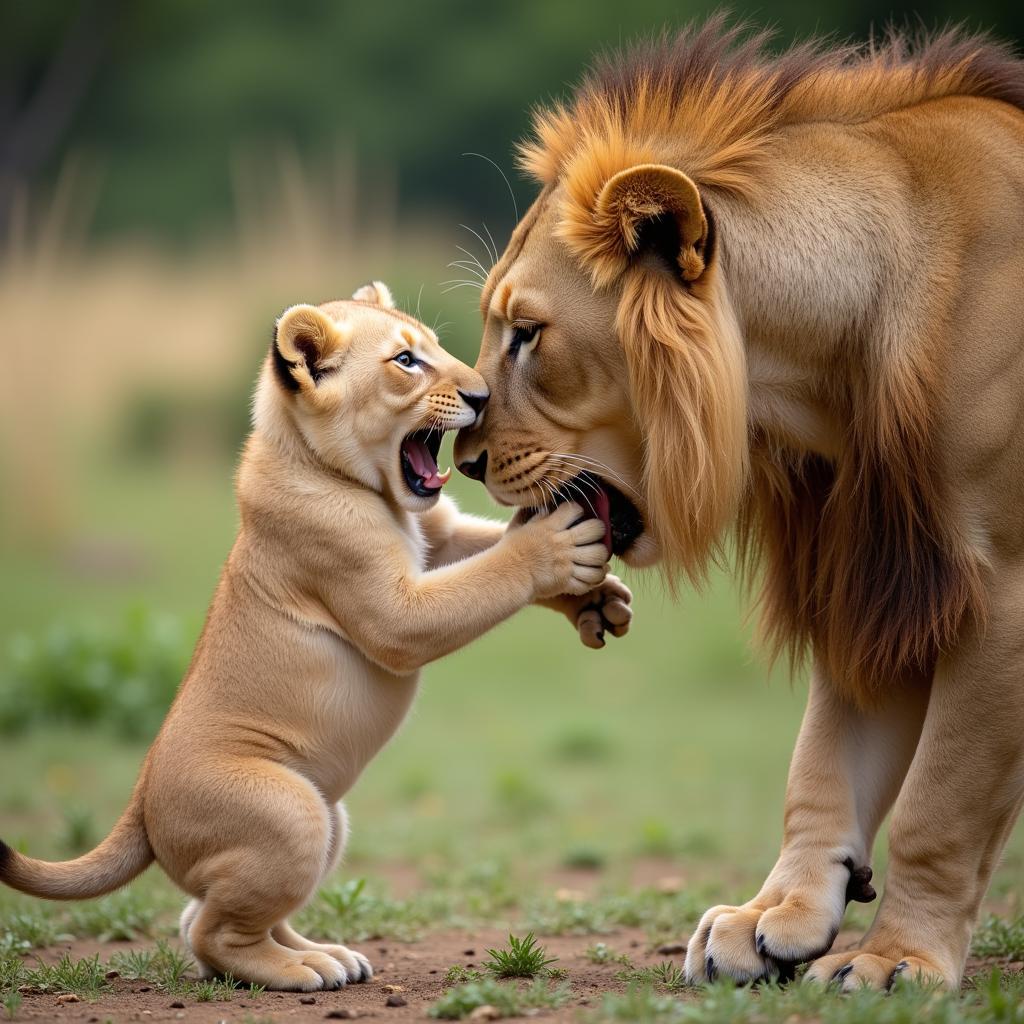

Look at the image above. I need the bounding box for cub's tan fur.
[455,18,1024,989]
[0,284,629,991]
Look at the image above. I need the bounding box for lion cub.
[0,283,625,992]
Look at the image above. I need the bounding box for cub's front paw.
[516,502,608,599]
[684,859,873,984]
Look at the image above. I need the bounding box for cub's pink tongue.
[403,437,451,489]
[593,486,612,555]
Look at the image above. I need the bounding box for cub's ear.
[595,164,710,283]
[351,280,395,308]
[273,304,346,392]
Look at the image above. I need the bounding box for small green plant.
[22,953,107,997]
[429,976,569,1020]
[588,982,683,1022]
[585,942,631,966]
[482,933,558,979]
[109,939,194,993]
[192,973,239,1002]
[68,891,157,941]
[616,960,686,991]
[106,948,155,981]
[562,844,607,870]
[974,915,1024,960]
[319,878,366,918]
[443,965,483,986]
[2,991,22,1021]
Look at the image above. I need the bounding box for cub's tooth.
[438,467,452,485]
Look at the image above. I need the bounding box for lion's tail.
[0,788,153,900]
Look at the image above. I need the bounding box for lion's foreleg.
[807,566,1024,990]
[685,668,928,984]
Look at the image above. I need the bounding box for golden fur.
[0,285,629,991]
[455,19,1024,988]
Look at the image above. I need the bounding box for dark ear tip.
[270,335,301,393]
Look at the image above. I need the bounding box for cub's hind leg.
[271,802,373,983]
[182,761,348,991]
[179,898,214,979]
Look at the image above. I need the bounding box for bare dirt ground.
[13,926,676,1023]
[15,930,1021,1024]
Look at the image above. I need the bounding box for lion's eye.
[509,324,540,357]
[393,351,417,367]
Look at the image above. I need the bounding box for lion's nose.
[458,389,488,415]
[458,450,488,481]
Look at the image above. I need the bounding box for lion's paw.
[685,860,872,984]
[805,949,949,990]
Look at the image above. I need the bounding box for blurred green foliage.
[0,608,187,741]
[5,0,1023,246]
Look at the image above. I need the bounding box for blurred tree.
[2,0,1022,247]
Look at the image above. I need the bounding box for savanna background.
[2,3,1024,1022]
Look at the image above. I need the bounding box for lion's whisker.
[461,151,519,223]
[440,280,484,295]
[547,452,642,498]
[447,259,487,282]
[459,224,496,271]
[482,222,499,268]
[453,246,490,278]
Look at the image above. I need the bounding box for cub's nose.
[458,450,488,481]
[458,389,488,415]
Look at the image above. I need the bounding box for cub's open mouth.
[400,428,451,497]
[528,471,643,557]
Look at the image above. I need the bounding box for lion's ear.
[595,164,709,282]
[273,304,346,392]
[351,281,395,308]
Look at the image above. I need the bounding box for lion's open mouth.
[400,428,451,497]
[530,471,643,557]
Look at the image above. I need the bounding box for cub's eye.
[393,351,417,367]
[509,323,541,357]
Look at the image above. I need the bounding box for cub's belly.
[294,631,420,802]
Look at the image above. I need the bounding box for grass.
[0,939,263,1009]
[587,971,1024,1024]
[616,960,688,991]
[585,942,633,966]
[429,976,571,1019]
[482,933,560,978]
[973,915,1024,961]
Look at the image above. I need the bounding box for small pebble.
[325,1010,359,1020]
[463,948,475,956]
[382,983,404,994]
[139,985,152,992]
[300,995,317,1004]
[468,1006,500,1021]
[385,994,407,1007]
[105,969,120,979]
[56,993,80,1005]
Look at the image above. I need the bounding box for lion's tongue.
[593,485,612,555]
[403,437,448,489]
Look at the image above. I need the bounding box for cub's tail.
[0,789,153,900]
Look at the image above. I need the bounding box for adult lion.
[454,19,1024,990]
